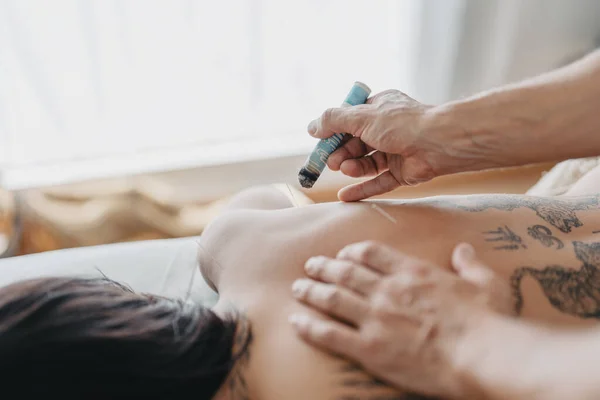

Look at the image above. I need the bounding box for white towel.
[526,157,600,196]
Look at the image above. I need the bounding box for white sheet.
[0,237,218,306]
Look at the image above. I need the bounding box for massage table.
[0,237,218,306]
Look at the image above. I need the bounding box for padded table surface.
[0,237,218,306]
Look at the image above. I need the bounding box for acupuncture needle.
[370,203,397,224]
[285,183,300,208]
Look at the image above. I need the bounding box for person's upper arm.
[197,210,244,292]
[222,184,313,212]
[198,209,264,293]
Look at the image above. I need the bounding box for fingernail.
[307,120,318,136]
[457,243,475,260]
[336,246,349,259]
[292,279,310,298]
[304,257,320,275]
[289,313,310,328]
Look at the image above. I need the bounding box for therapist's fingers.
[337,171,401,202]
[292,279,369,325]
[451,243,496,287]
[339,151,389,178]
[452,242,516,315]
[289,314,362,359]
[304,256,381,296]
[336,241,406,275]
[308,105,372,139]
[327,137,374,171]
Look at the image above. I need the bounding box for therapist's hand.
[308,90,476,201]
[289,241,514,399]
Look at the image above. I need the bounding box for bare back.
[200,192,600,399]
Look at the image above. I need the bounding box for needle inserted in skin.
[285,183,300,208]
[371,203,397,224]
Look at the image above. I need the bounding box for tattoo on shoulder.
[228,316,253,400]
[527,225,564,249]
[432,195,599,233]
[511,241,600,318]
[336,363,433,400]
[483,226,527,250]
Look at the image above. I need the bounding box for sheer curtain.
[0,0,420,189]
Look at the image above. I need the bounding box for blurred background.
[0,0,599,256]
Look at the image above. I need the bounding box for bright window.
[0,0,419,189]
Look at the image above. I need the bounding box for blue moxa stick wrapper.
[298,81,371,188]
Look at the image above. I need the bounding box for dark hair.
[0,277,244,399]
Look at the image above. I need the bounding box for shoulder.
[198,209,263,292]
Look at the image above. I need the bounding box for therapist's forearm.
[457,314,600,400]
[430,50,600,170]
[525,327,600,400]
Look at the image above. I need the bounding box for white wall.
[448,0,600,99]
[410,0,468,105]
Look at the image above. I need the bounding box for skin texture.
[307,50,600,201]
[200,167,600,400]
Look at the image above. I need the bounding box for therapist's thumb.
[451,243,496,288]
[307,105,370,139]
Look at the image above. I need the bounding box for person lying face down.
[0,276,249,398]
[2,177,600,399]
